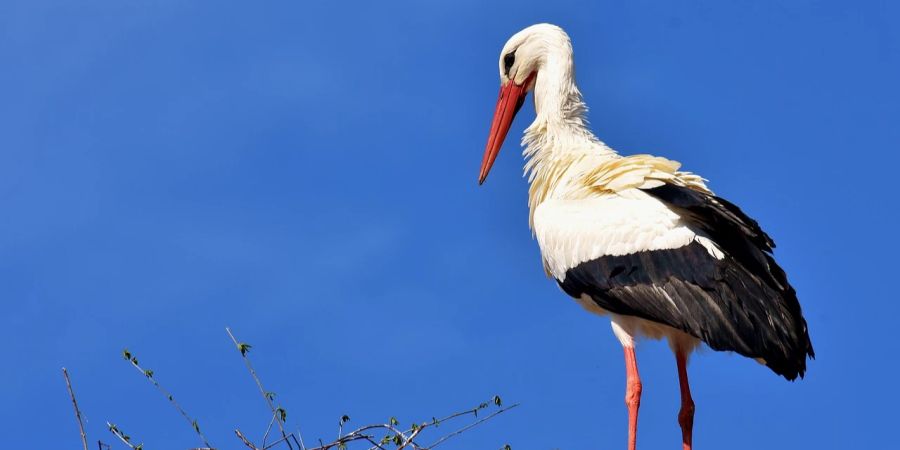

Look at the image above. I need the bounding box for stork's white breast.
[533,188,724,280]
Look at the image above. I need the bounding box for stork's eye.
[503,52,516,75]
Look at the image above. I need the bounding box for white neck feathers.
[521,38,616,222]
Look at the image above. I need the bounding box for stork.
[478,24,814,450]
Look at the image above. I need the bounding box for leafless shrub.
[63,328,516,450]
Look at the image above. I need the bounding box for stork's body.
[478,24,814,450]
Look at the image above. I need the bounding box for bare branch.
[294,427,307,450]
[70,335,514,450]
[236,429,260,450]
[427,403,519,449]
[302,398,517,450]
[62,367,89,450]
[226,327,294,450]
[262,410,277,448]
[106,422,142,450]
[120,348,213,448]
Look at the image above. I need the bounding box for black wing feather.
[558,184,814,380]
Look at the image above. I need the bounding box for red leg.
[676,350,695,450]
[624,346,642,450]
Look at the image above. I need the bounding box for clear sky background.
[2,1,898,449]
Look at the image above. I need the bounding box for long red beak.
[478,72,535,185]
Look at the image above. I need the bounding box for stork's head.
[478,23,573,184]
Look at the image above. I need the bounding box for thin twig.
[307,423,414,450]
[121,349,212,448]
[363,437,387,450]
[62,367,90,450]
[263,433,296,450]
[226,327,294,450]
[293,429,306,450]
[236,429,260,450]
[306,434,371,450]
[362,400,508,450]
[427,403,519,448]
[106,422,141,449]
[301,397,519,450]
[397,426,424,450]
[262,410,277,448]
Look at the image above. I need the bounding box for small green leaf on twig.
[389,416,399,426]
[122,349,131,360]
[493,395,503,407]
[276,407,287,422]
[192,419,200,433]
[392,434,402,446]
[143,369,154,378]
[265,391,276,401]
[341,414,350,424]
[237,342,252,356]
[502,445,512,450]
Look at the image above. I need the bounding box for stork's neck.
[531,50,590,133]
[522,49,616,220]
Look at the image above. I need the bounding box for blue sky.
[2,1,898,448]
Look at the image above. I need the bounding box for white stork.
[478,24,814,450]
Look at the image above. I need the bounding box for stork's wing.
[538,170,814,380]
